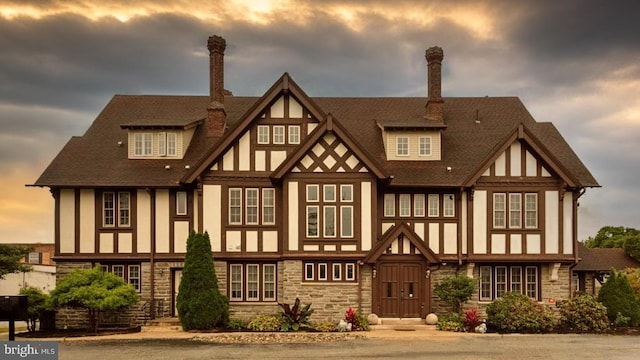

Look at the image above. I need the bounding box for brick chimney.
[425,46,444,123]
[206,35,226,137]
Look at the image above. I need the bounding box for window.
[493,193,506,228]
[306,183,355,239]
[304,262,357,282]
[176,191,187,215]
[28,252,41,264]
[333,264,342,280]
[318,263,328,281]
[128,265,140,291]
[246,264,259,301]
[288,125,300,144]
[167,132,177,156]
[493,192,538,229]
[443,194,455,217]
[263,264,276,301]
[307,185,319,202]
[419,137,431,156]
[428,194,439,217]
[396,137,409,156]
[414,194,425,217]
[262,189,275,225]
[246,189,259,225]
[341,206,353,237]
[230,264,243,300]
[257,126,269,144]
[509,194,521,228]
[399,194,411,217]
[479,266,492,301]
[479,265,539,301]
[103,192,130,227]
[273,126,285,144]
[384,194,395,217]
[525,194,538,228]
[229,188,242,224]
[98,264,141,292]
[158,132,166,156]
[305,263,314,280]
[307,206,319,237]
[134,133,152,156]
[340,185,353,202]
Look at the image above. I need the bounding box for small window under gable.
[376,120,443,161]
[128,130,184,159]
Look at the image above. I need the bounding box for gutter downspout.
[149,189,156,318]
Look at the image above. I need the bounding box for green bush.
[597,269,640,326]
[434,274,476,313]
[19,286,52,332]
[614,312,631,327]
[247,314,282,331]
[486,292,556,333]
[437,313,465,332]
[177,231,229,330]
[226,318,248,331]
[313,321,337,332]
[556,293,609,333]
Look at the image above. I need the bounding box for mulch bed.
[16,326,141,338]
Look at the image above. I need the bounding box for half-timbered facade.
[33,35,599,327]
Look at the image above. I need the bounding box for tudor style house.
[33,35,598,327]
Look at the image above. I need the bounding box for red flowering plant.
[344,306,369,331]
[463,308,483,332]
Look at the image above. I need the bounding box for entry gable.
[363,222,440,264]
[271,114,388,180]
[463,124,578,187]
[183,73,327,182]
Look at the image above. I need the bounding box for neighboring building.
[0,243,56,295]
[572,242,640,296]
[32,35,599,328]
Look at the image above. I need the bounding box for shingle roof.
[33,92,599,189]
[573,242,640,271]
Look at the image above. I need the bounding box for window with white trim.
[158,132,166,156]
[103,192,130,227]
[399,194,411,217]
[167,132,177,156]
[493,192,538,229]
[428,194,439,217]
[246,188,259,225]
[305,183,354,239]
[134,133,153,156]
[229,188,242,224]
[257,126,269,144]
[262,189,275,225]
[273,126,285,144]
[176,191,187,216]
[304,262,357,282]
[288,125,300,144]
[229,263,278,302]
[384,194,395,217]
[414,194,425,217]
[419,136,431,156]
[396,137,409,156]
[479,265,539,301]
[98,264,141,292]
[443,194,455,217]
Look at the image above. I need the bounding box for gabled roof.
[463,123,581,187]
[183,73,326,183]
[33,78,599,189]
[573,242,640,272]
[363,222,440,264]
[271,114,388,180]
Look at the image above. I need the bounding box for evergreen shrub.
[486,292,556,333]
[597,269,640,326]
[556,293,609,333]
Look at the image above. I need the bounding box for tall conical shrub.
[177,231,229,330]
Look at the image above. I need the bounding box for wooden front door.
[378,262,425,318]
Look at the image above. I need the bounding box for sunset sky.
[1,0,639,244]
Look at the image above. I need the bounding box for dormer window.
[419,136,432,156]
[128,130,183,159]
[396,137,409,156]
[134,133,153,156]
